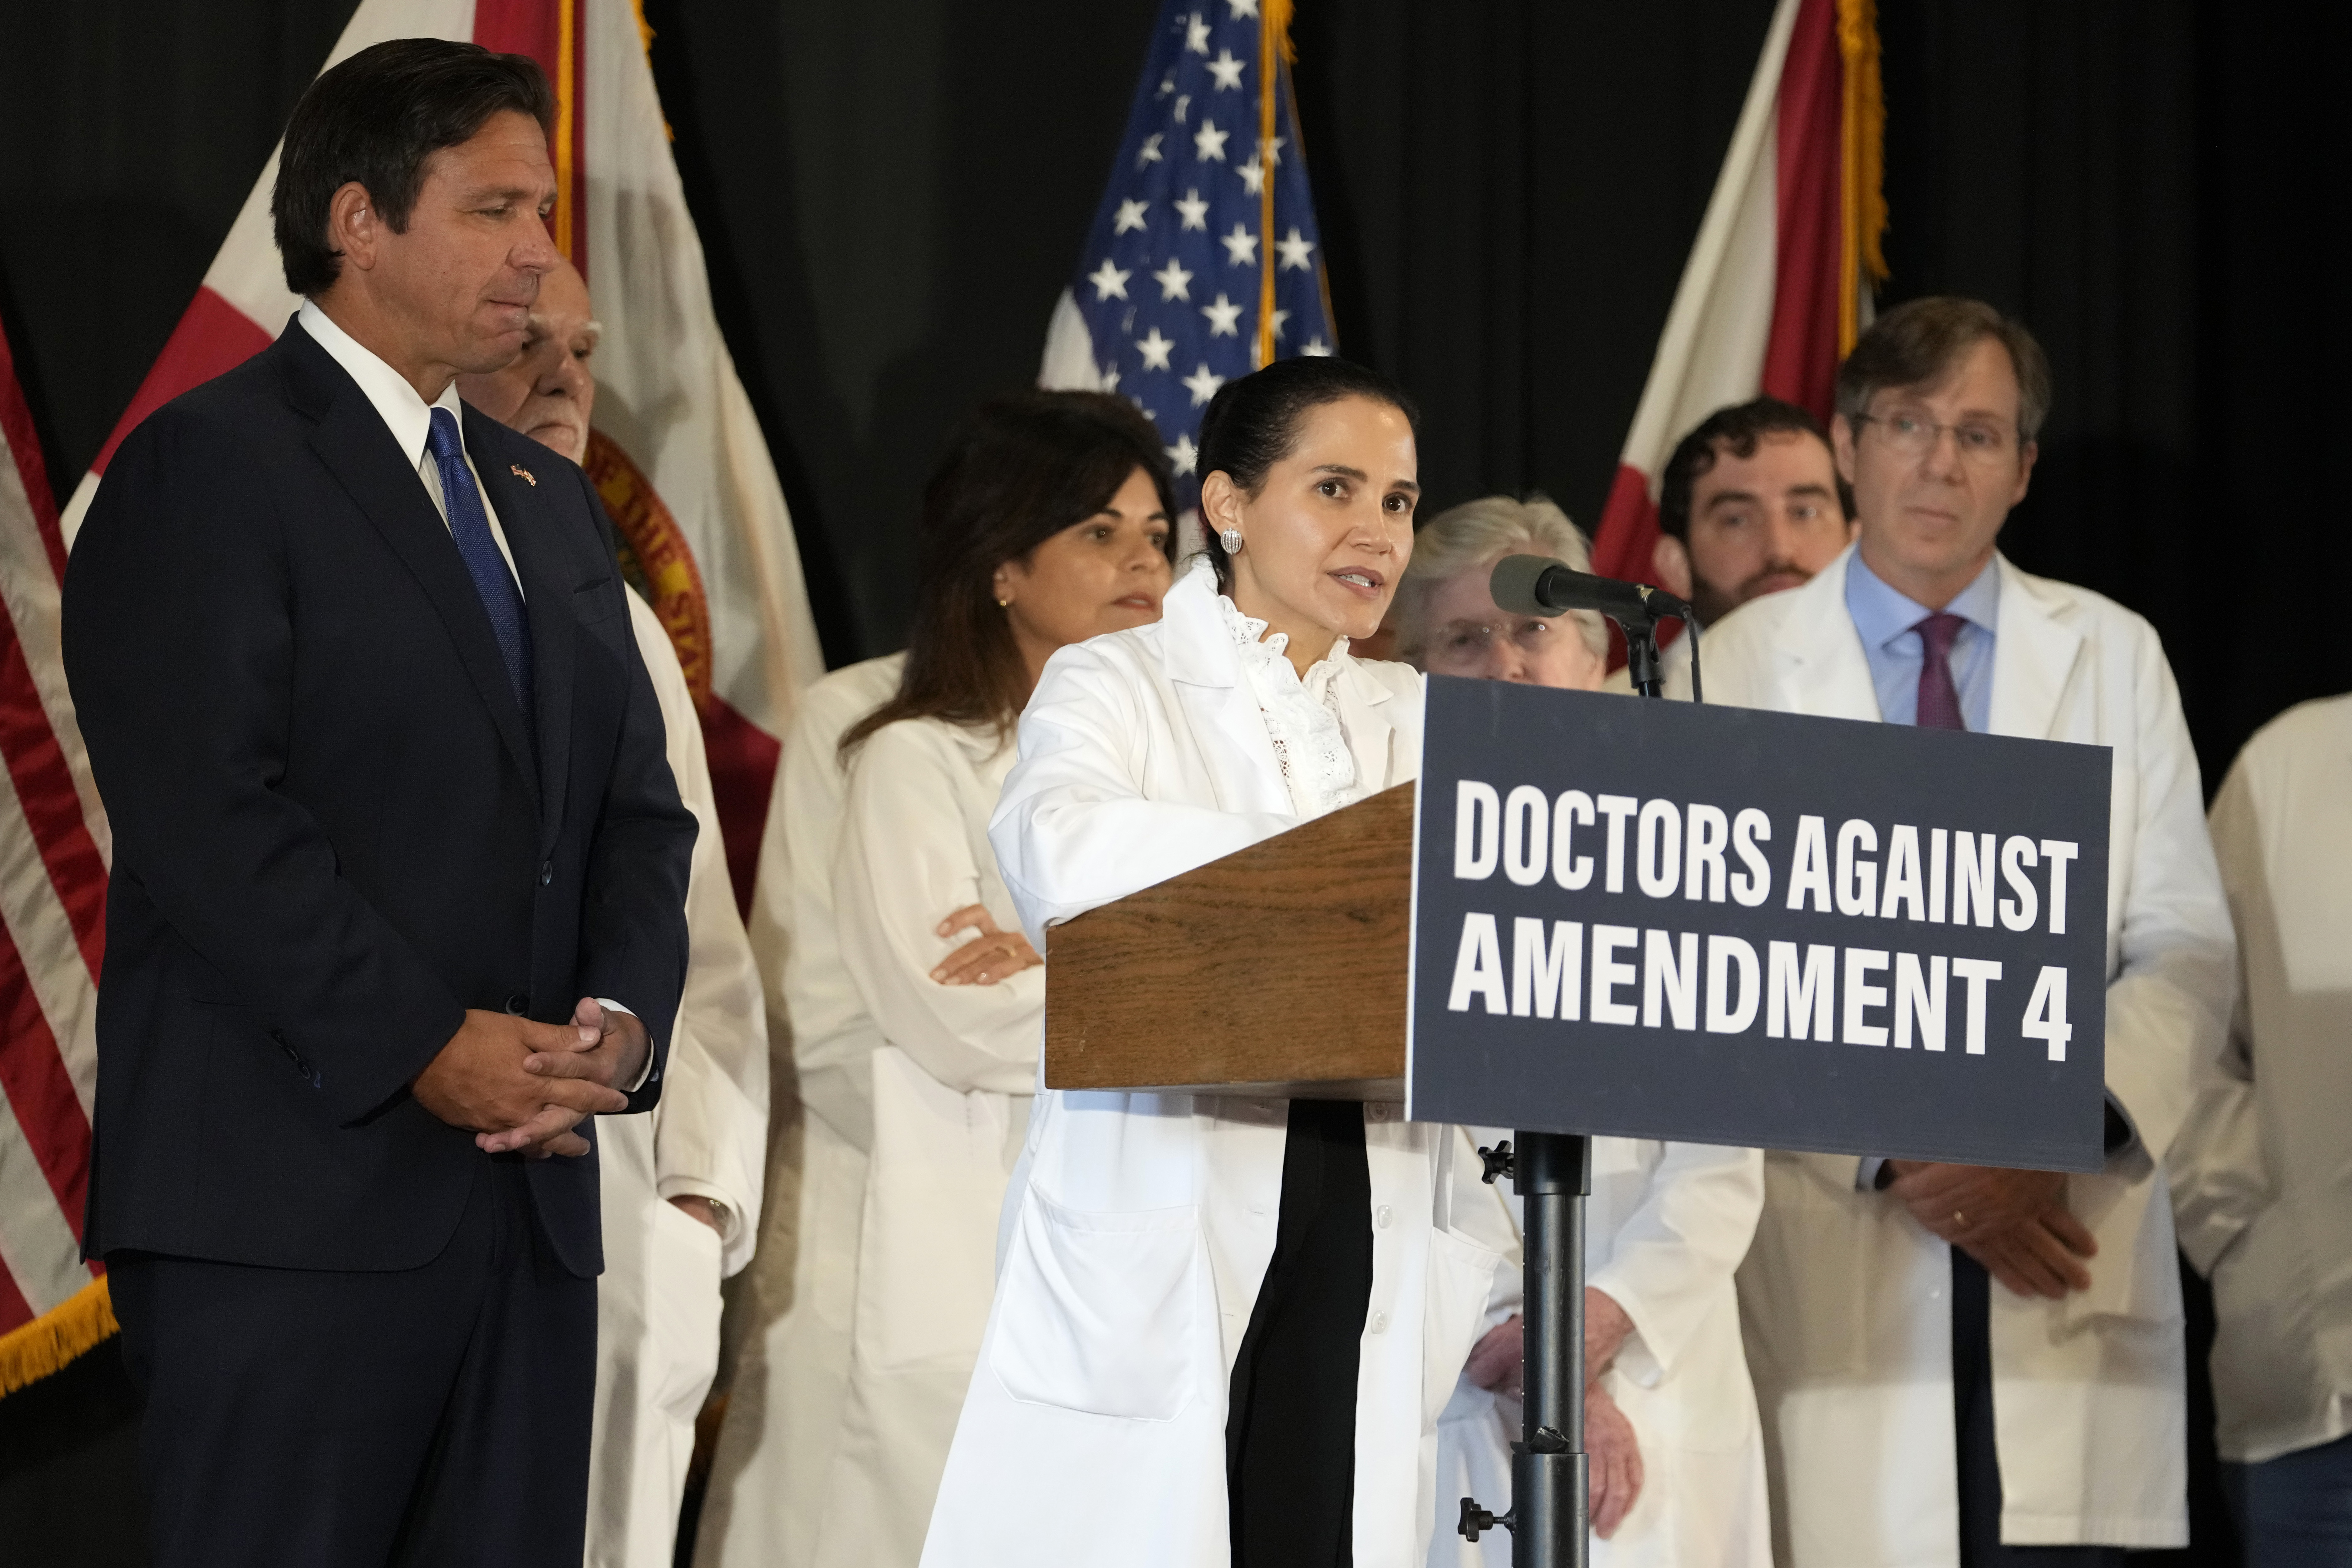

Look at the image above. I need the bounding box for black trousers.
[1225,1099,1375,1568]
[110,1156,596,1568]
[1952,1248,2126,1567]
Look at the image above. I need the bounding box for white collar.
[1195,556,1353,680]
[298,297,467,466]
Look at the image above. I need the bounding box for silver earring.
[1219,527,1244,556]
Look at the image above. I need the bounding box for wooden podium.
[1036,768,1588,1566]
[1042,781,1416,1100]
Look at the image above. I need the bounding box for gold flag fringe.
[1835,0,1887,354]
[0,1275,118,1398]
[1254,1,1282,367]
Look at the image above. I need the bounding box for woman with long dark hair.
[772,389,1175,1568]
[922,358,1517,1568]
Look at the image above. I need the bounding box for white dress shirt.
[296,299,523,592]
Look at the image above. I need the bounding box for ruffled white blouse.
[1213,573,1361,820]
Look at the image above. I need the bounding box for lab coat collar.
[1753,543,1883,722]
[1332,663,1403,793]
[1985,552,2087,742]
[1158,557,1401,813]
[1751,542,2086,743]
[1161,556,1397,709]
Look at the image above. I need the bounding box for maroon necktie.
[1914,612,1967,730]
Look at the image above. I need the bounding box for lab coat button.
[1375,1204,1393,1229]
[1368,1310,1390,1334]
[1367,1103,1391,1123]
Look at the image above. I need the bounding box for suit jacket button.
[539,860,554,886]
[505,992,529,1016]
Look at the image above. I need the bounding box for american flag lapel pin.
[510,464,537,487]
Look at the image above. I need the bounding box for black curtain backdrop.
[2,1,2340,775]
[4,2,2343,1561]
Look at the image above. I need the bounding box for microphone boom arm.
[1488,554,1704,703]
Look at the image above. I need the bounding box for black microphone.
[1488,554,1693,625]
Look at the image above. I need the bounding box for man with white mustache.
[458,260,770,1568]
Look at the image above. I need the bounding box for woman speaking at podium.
[921,358,1518,1568]
[810,391,1177,1567]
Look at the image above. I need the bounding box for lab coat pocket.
[645,1196,725,1425]
[1423,1228,1507,1427]
[2054,1170,2179,1333]
[856,1047,1011,1372]
[1736,1151,1871,1377]
[990,1186,1200,1420]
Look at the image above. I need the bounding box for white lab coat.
[1432,1136,1769,1568]
[805,715,1041,1567]
[1705,546,2234,1562]
[586,591,770,1568]
[921,561,1520,1568]
[692,652,905,1568]
[2170,693,2352,1464]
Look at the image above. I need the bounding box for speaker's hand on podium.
[932,904,1042,987]
[1885,1161,2097,1299]
[1586,1382,1644,1538]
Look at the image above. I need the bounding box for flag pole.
[1255,1,1285,367]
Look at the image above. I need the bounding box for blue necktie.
[425,408,534,720]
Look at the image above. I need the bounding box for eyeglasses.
[1425,615,1559,671]
[1853,412,2020,463]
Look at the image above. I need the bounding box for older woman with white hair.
[1403,495,1772,1568]
[1390,493,1610,687]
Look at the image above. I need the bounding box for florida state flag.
[1588,0,1886,588]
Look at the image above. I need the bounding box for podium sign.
[1406,676,2113,1171]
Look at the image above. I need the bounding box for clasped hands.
[1882,1160,2098,1299]
[1463,1287,1645,1538]
[412,997,649,1159]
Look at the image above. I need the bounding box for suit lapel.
[469,412,573,842]
[1987,555,2084,741]
[295,349,540,798]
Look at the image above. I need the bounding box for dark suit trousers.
[110,1157,595,1568]
[1952,1248,2125,1567]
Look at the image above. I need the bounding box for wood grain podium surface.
[1043,780,1415,1100]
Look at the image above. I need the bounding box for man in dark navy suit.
[61,39,695,1568]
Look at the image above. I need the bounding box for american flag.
[1042,0,1335,503]
[0,309,108,1384]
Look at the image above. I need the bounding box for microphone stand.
[1459,596,1697,1568]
